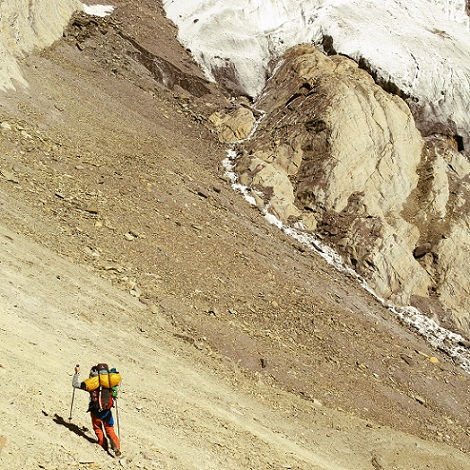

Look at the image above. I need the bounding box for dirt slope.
[0,1,469,469]
[1,213,468,470]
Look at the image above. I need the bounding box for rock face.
[0,0,82,90]
[233,45,470,333]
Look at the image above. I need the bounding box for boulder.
[209,107,255,143]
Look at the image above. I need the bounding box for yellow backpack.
[82,371,121,391]
[82,363,121,412]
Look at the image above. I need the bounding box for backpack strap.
[98,364,112,411]
[98,384,102,412]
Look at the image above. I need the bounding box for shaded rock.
[413,243,432,259]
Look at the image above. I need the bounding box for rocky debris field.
[0,1,469,469]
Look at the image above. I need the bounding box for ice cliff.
[164,0,470,151]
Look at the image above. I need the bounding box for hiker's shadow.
[52,413,96,444]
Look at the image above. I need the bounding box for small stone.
[1,170,19,183]
[83,205,98,214]
[197,189,209,199]
[414,395,426,405]
[20,130,32,139]
[130,286,142,297]
[206,306,219,316]
[371,454,385,470]
[415,350,429,358]
[103,218,113,228]
[400,354,415,366]
[83,246,100,257]
[102,263,124,273]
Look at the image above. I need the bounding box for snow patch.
[82,3,114,17]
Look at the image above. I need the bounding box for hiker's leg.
[91,415,106,447]
[103,420,120,451]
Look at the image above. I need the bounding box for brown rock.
[209,107,255,143]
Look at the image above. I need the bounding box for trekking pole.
[115,398,121,440]
[69,387,76,421]
[69,363,79,421]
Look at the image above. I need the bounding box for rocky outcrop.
[232,45,470,333]
[0,0,82,90]
[411,135,470,331]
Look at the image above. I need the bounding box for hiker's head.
[89,363,109,377]
[96,363,109,372]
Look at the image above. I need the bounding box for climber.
[72,363,121,457]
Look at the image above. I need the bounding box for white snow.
[164,0,470,149]
[82,3,114,17]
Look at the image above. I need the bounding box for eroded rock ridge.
[0,0,81,90]
[216,46,470,334]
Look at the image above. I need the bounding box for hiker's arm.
[72,365,87,390]
[72,371,82,389]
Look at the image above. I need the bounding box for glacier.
[163,0,470,151]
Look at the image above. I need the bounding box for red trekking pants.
[91,414,120,451]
